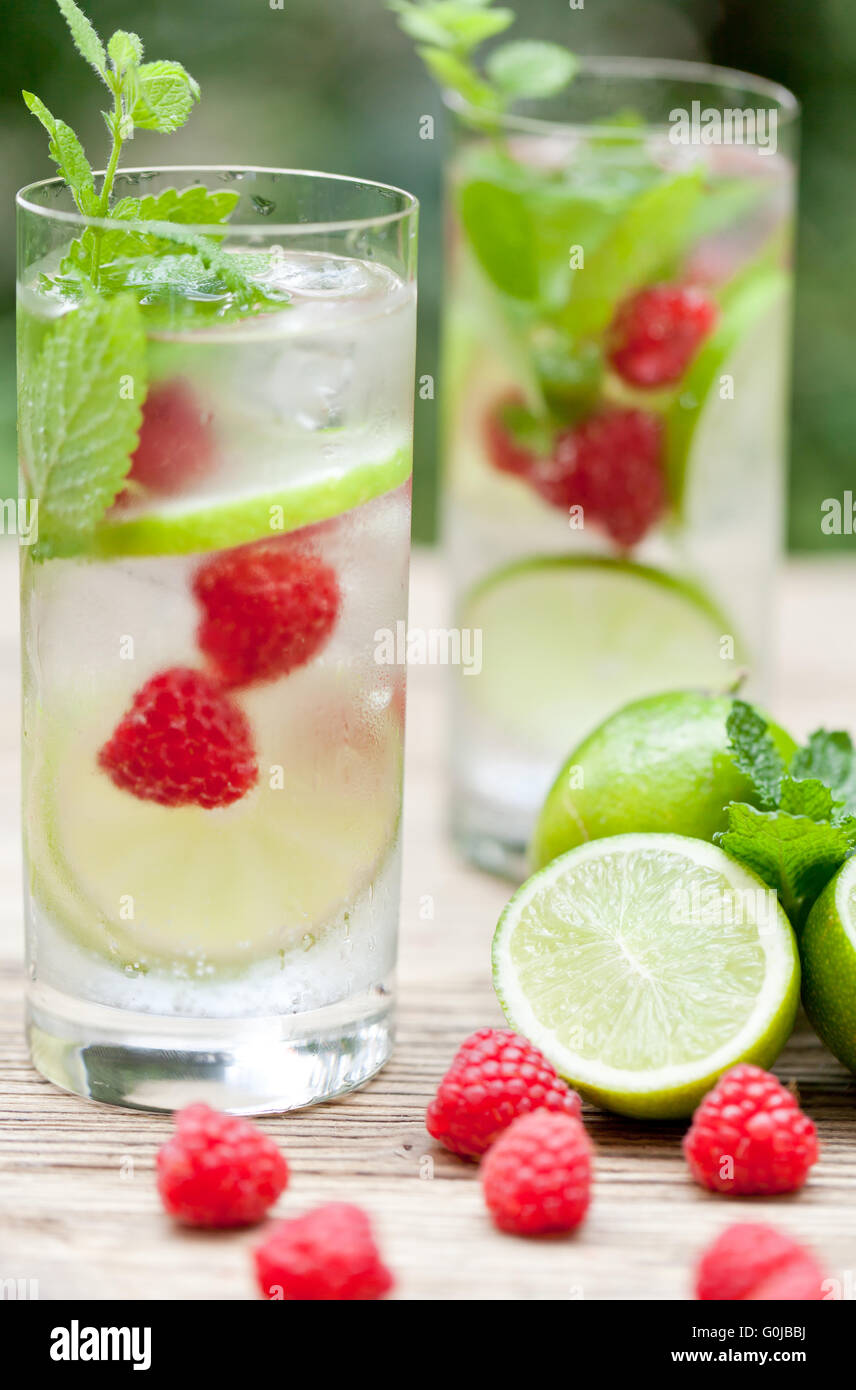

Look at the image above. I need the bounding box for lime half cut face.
[26,668,402,973]
[493,833,799,1118]
[460,557,739,754]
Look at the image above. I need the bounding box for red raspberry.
[253,1203,394,1301]
[426,1027,582,1159]
[683,1064,819,1196]
[193,539,340,689]
[157,1104,288,1228]
[126,378,216,497]
[607,284,717,387]
[695,1223,825,1301]
[481,1110,592,1236]
[98,666,258,809]
[537,408,665,548]
[483,393,538,478]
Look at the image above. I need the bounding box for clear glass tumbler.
[442,59,798,878]
[18,166,417,1112]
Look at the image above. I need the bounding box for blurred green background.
[1,0,852,546]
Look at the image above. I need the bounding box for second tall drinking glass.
[19,167,417,1112]
[443,59,798,877]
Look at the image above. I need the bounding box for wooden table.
[1,545,855,1301]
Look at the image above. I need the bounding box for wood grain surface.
[1,544,855,1301]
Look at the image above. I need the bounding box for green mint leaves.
[20,294,147,559]
[389,1,577,112]
[715,701,856,922]
[23,1,199,219]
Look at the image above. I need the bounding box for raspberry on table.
[124,378,216,498]
[483,393,539,478]
[426,1027,582,1159]
[193,538,341,689]
[607,284,718,388]
[695,1223,826,1301]
[537,407,665,548]
[253,1203,394,1301]
[481,1110,592,1236]
[157,1103,288,1228]
[98,666,258,809]
[683,1064,819,1196]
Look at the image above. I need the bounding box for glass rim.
[444,54,800,138]
[15,164,419,238]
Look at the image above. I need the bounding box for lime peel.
[92,446,412,557]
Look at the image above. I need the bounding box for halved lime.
[666,268,789,509]
[800,857,856,1073]
[493,833,799,1118]
[459,557,738,753]
[92,447,411,557]
[532,690,797,869]
[26,669,402,971]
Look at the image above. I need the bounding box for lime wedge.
[26,669,402,971]
[459,557,738,753]
[493,833,799,1118]
[666,269,789,509]
[800,857,856,1073]
[92,447,411,557]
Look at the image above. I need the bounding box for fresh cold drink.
[442,62,798,876]
[18,168,417,1111]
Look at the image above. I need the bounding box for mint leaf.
[22,92,98,215]
[20,294,147,558]
[560,170,704,337]
[791,731,856,816]
[64,186,241,278]
[391,2,513,52]
[725,699,786,809]
[485,40,578,99]
[716,803,856,921]
[55,0,108,82]
[131,60,200,132]
[107,30,144,74]
[417,47,499,108]
[458,178,538,298]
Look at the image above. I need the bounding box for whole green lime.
[800,857,856,1073]
[531,690,796,870]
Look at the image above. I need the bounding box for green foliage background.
[2,0,852,547]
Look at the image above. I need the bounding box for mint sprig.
[20,294,147,559]
[715,701,856,922]
[388,1,577,113]
[24,2,198,227]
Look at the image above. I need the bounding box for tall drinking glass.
[443,59,798,877]
[18,167,417,1112]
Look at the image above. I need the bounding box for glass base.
[26,981,393,1114]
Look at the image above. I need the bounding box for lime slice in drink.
[459,557,738,753]
[800,857,856,1073]
[92,447,411,558]
[26,669,402,971]
[666,268,789,510]
[493,833,799,1118]
[532,690,797,869]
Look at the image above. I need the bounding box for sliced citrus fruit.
[666,267,789,510]
[26,667,402,972]
[92,446,411,557]
[493,833,799,1118]
[800,856,856,1074]
[459,556,739,755]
